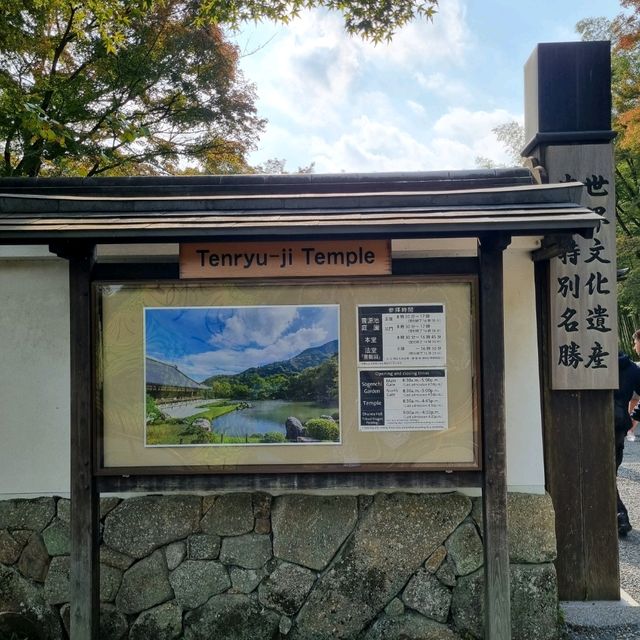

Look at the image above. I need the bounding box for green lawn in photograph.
[192,401,242,421]
[146,421,264,445]
[147,401,261,445]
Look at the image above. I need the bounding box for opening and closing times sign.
[357,304,448,432]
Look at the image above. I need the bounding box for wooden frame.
[94,275,481,475]
[60,249,511,640]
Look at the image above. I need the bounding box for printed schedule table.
[359,369,447,431]
[358,304,445,367]
[357,304,448,432]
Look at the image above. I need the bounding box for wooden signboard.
[96,277,480,473]
[179,240,391,279]
[545,145,618,390]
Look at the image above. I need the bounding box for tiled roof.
[146,357,208,391]
[0,170,600,243]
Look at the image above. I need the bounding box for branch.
[3,120,19,174]
[41,6,78,113]
[617,202,633,236]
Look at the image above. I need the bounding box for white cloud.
[180,325,329,378]
[407,100,426,117]
[433,107,514,140]
[234,1,530,173]
[358,0,471,66]
[310,116,433,172]
[306,107,521,173]
[173,305,339,378]
[414,72,472,102]
[236,0,471,130]
[209,306,298,348]
[240,12,362,128]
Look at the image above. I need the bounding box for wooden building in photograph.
[145,357,209,401]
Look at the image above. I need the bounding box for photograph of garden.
[144,304,340,446]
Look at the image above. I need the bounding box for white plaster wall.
[503,246,546,493]
[0,244,546,497]
[0,258,70,497]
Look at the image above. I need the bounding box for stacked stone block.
[0,492,559,640]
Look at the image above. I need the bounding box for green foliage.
[0,1,437,177]
[188,400,241,421]
[287,355,339,404]
[0,0,263,176]
[194,1,438,44]
[145,394,165,424]
[211,379,233,398]
[617,233,640,355]
[475,120,525,169]
[207,351,338,403]
[304,417,339,442]
[261,431,286,443]
[212,372,288,400]
[577,16,640,350]
[593,2,640,152]
[253,157,316,174]
[147,420,270,444]
[179,423,218,444]
[575,16,612,42]
[578,17,640,235]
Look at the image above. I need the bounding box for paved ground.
[561,437,640,639]
[617,438,640,605]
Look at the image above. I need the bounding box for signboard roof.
[0,170,600,244]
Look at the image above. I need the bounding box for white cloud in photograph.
[174,305,338,379]
[209,306,299,348]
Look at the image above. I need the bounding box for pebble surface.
[564,626,640,640]
[562,437,640,640]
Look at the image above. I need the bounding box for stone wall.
[0,492,558,640]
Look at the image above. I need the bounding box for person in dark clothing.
[615,348,640,535]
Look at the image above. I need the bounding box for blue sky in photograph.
[232,0,622,173]
[145,305,339,380]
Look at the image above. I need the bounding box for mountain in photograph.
[202,339,338,385]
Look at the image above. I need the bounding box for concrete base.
[561,590,640,628]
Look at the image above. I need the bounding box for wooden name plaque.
[180,240,391,279]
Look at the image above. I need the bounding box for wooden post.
[66,244,99,639]
[535,261,619,599]
[479,234,511,639]
[524,42,619,600]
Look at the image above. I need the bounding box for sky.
[145,305,339,380]
[232,0,623,173]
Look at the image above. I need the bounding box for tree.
[0,0,265,176]
[480,16,640,350]
[211,379,233,398]
[253,158,315,174]
[0,0,438,177]
[166,1,439,45]
[575,17,640,231]
[577,13,640,350]
[606,0,640,153]
[475,121,525,169]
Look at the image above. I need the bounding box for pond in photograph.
[211,400,338,436]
